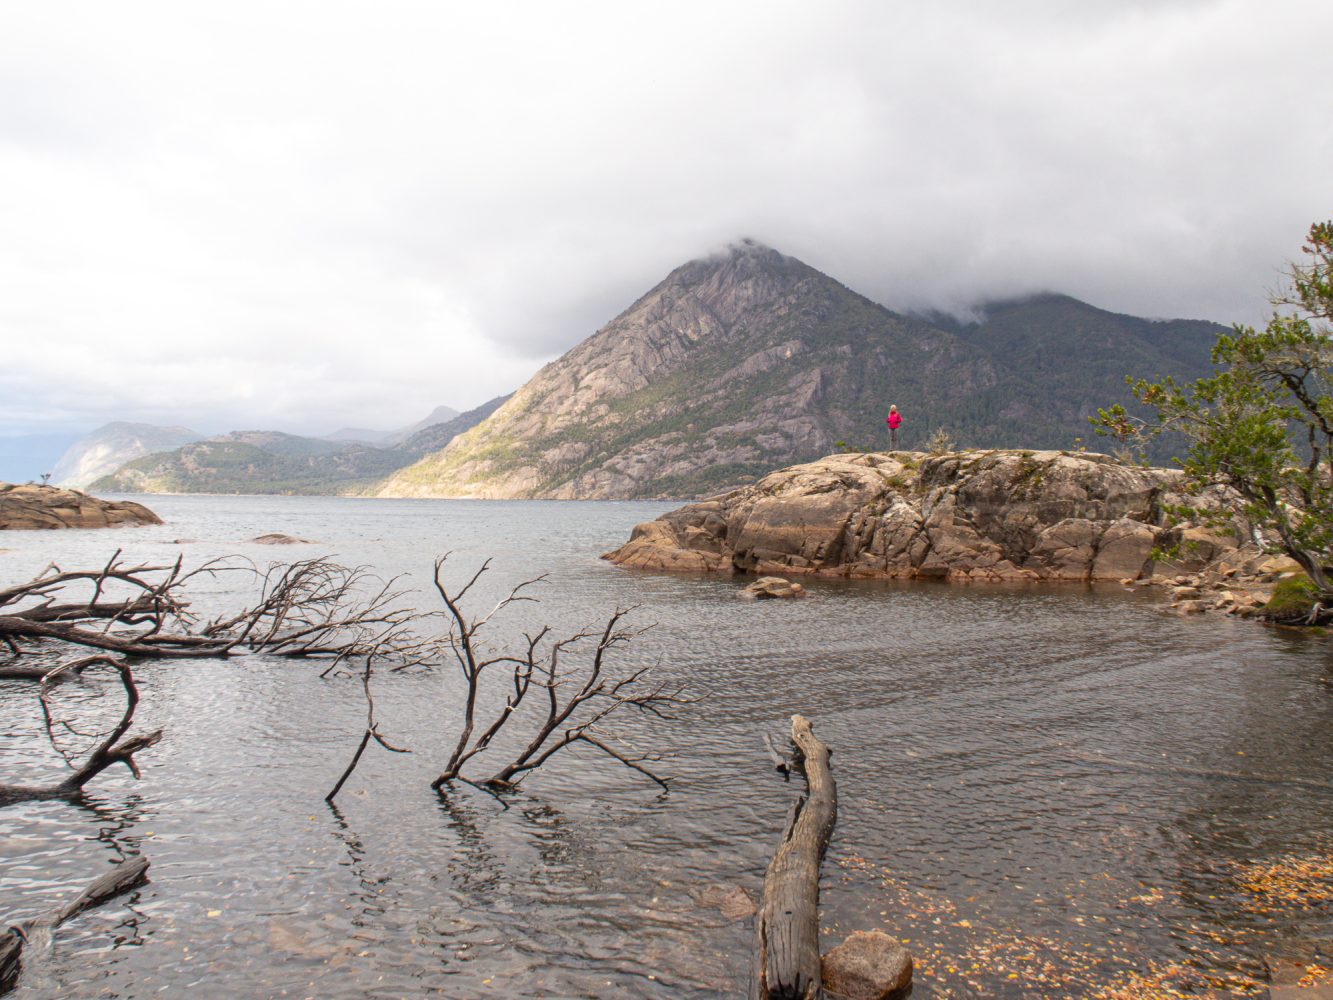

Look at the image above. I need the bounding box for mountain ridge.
[378,241,1221,500]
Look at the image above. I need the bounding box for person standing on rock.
[886,405,902,449]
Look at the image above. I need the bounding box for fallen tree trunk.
[754,714,837,1000]
[1,856,149,995]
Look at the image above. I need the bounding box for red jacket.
[887,411,902,429]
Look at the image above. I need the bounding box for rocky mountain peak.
[377,246,1224,501]
[718,237,790,267]
[617,239,816,340]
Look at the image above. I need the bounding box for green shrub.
[1264,574,1319,621]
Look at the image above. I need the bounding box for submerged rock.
[0,482,162,530]
[692,884,757,921]
[604,449,1263,586]
[251,533,313,545]
[739,576,806,599]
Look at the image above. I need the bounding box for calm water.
[1,496,1330,998]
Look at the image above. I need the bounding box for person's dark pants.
[890,427,898,449]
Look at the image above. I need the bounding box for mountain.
[89,406,504,496]
[91,430,418,495]
[382,404,461,446]
[53,422,205,489]
[323,426,393,444]
[399,394,513,454]
[923,293,1222,427]
[377,241,1224,500]
[322,404,462,446]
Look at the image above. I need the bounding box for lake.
[1,495,1330,997]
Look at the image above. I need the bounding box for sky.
[1,0,1329,448]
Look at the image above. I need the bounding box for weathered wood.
[2,856,149,995]
[755,714,837,1000]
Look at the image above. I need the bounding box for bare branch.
[325,655,411,803]
[1,657,162,807]
[1,555,434,671]
[426,562,681,794]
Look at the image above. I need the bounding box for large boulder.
[0,483,162,530]
[822,930,913,1000]
[603,449,1262,585]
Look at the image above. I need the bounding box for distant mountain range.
[93,431,416,495]
[322,404,461,446]
[377,241,1222,499]
[52,422,206,489]
[84,400,502,495]
[397,395,513,454]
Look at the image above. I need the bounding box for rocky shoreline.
[603,449,1300,615]
[0,483,162,530]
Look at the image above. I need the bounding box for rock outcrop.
[0,483,162,530]
[604,450,1269,585]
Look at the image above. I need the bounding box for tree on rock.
[1096,216,1333,611]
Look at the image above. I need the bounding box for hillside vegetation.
[92,433,415,495]
[91,400,508,496]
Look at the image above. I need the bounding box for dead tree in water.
[0,656,162,808]
[1,856,150,994]
[755,714,837,1000]
[1,554,429,805]
[324,654,412,803]
[429,557,686,793]
[0,551,428,674]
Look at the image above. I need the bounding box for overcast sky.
[2,0,1329,440]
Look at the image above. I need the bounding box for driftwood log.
[755,714,837,1000]
[0,856,149,995]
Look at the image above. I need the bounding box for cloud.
[1,0,1328,436]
